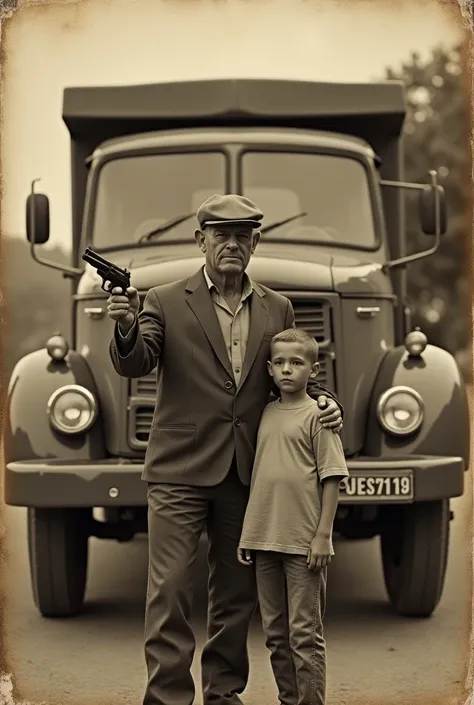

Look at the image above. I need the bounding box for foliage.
[384,44,471,377]
[2,238,70,381]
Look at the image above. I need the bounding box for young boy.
[238,328,349,705]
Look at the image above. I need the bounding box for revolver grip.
[101,280,115,293]
[101,270,131,294]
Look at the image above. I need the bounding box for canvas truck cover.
[63,78,407,259]
[62,78,407,152]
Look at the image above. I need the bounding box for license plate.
[339,470,414,503]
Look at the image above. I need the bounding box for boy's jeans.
[255,551,327,705]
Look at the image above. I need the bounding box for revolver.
[82,246,131,293]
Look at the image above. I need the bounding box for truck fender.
[4,349,105,463]
[364,344,470,465]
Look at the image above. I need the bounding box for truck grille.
[129,295,336,447]
[136,373,157,397]
[293,299,331,344]
[291,297,335,392]
[311,354,332,389]
[134,407,154,442]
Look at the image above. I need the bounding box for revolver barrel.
[81,246,131,292]
[82,246,110,267]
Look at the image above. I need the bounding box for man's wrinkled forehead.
[205,223,255,238]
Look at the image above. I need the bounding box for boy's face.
[267,341,320,393]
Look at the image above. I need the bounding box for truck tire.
[380,500,449,618]
[27,508,90,618]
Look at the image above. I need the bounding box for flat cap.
[197,194,264,229]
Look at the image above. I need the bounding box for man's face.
[195,224,260,276]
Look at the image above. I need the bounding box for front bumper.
[3,454,465,508]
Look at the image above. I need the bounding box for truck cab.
[4,79,469,620]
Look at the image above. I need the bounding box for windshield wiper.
[259,212,307,235]
[138,212,196,243]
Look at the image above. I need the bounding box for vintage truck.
[4,78,469,620]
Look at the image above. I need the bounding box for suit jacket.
[109,267,341,486]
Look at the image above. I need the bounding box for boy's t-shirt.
[239,396,349,557]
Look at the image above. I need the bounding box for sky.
[1,0,465,252]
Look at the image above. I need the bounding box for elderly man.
[107,194,343,705]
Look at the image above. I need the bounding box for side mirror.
[419,184,447,236]
[25,179,82,278]
[26,192,50,244]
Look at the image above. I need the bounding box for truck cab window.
[92,152,227,249]
[242,151,376,248]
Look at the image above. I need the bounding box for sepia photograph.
[0,1,472,704]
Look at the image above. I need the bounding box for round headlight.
[47,385,97,435]
[376,386,424,436]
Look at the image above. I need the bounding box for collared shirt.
[117,267,254,386]
[203,266,253,386]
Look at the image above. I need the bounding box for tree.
[2,238,70,381]
[384,44,471,378]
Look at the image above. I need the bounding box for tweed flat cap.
[197,194,264,229]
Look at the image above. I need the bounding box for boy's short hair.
[270,328,319,363]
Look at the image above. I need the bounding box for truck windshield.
[91,151,227,250]
[91,148,376,251]
[241,151,376,248]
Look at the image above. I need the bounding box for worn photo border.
[0,0,472,703]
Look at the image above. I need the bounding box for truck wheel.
[27,508,90,618]
[380,500,449,618]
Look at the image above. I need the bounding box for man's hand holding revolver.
[80,246,141,334]
[106,286,140,335]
